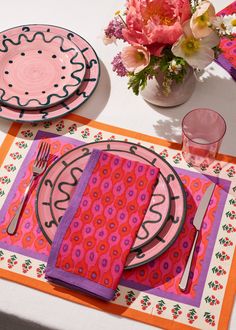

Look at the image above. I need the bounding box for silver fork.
[7,141,50,235]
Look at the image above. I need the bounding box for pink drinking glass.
[182,108,226,167]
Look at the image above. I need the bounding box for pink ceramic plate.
[36,141,170,251]
[0,25,100,121]
[36,141,186,269]
[0,31,86,109]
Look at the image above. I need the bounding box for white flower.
[211,16,231,35]
[190,1,215,38]
[172,20,219,70]
[223,14,236,34]
[168,60,182,74]
[103,34,117,45]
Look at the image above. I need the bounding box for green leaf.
[215,252,221,258]
[127,56,159,95]
[212,266,217,273]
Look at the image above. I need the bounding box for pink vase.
[140,66,196,107]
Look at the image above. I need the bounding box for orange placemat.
[0,114,236,330]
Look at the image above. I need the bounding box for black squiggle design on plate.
[62,161,68,167]
[40,108,48,120]
[86,59,97,69]
[45,218,58,228]
[83,77,97,82]
[136,248,145,259]
[67,33,74,40]
[61,102,70,110]
[54,167,82,211]
[76,88,88,98]
[0,31,85,107]
[35,140,185,270]
[19,109,25,118]
[136,194,165,240]
[167,214,180,224]
[45,179,53,187]
[0,24,101,122]
[22,26,30,32]
[81,47,89,53]
[156,235,165,243]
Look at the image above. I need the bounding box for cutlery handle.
[179,230,199,291]
[7,176,35,235]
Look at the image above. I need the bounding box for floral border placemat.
[0,114,236,330]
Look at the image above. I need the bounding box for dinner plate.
[36,141,171,251]
[0,24,100,121]
[0,31,86,109]
[36,141,186,269]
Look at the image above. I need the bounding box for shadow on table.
[149,71,235,154]
[0,311,56,330]
[1,59,111,141]
[71,59,111,121]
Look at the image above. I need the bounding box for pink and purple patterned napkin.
[216,1,236,80]
[46,149,159,300]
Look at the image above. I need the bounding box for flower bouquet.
[104,0,235,99]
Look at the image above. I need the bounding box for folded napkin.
[215,1,236,81]
[46,149,159,300]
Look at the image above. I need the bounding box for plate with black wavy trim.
[0,31,86,109]
[0,24,100,121]
[36,140,186,269]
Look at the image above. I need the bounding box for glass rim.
[182,108,227,145]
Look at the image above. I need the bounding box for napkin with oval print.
[215,1,236,80]
[46,149,159,300]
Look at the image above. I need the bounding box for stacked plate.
[35,141,187,269]
[0,24,100,122]
[1,25,186,268]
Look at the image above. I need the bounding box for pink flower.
[122,0,191,56]
[121,45,150,73]
[104,16,125,42]
[190,1,215,38]
[172,20,219,70]
[111,52,128,76]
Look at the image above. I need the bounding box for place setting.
[0,105,234,312]
[0,0,236,329]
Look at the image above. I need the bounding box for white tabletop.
[0,0,235,329]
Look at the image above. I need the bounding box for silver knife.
[179,182,216,291]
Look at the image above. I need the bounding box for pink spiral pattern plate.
[36,141,186,269]
[0,31,86,109]
[0,24,100,121]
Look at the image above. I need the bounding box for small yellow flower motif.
[181,37,200,56]
[221,14,236,34]
[115,10,121,16]
[232,18,236,27]
[196,11,210,28]
[212,16,231,35]
[168,60,182,74]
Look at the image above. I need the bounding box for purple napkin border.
[46,149,115,301]
[215,54,236,81]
